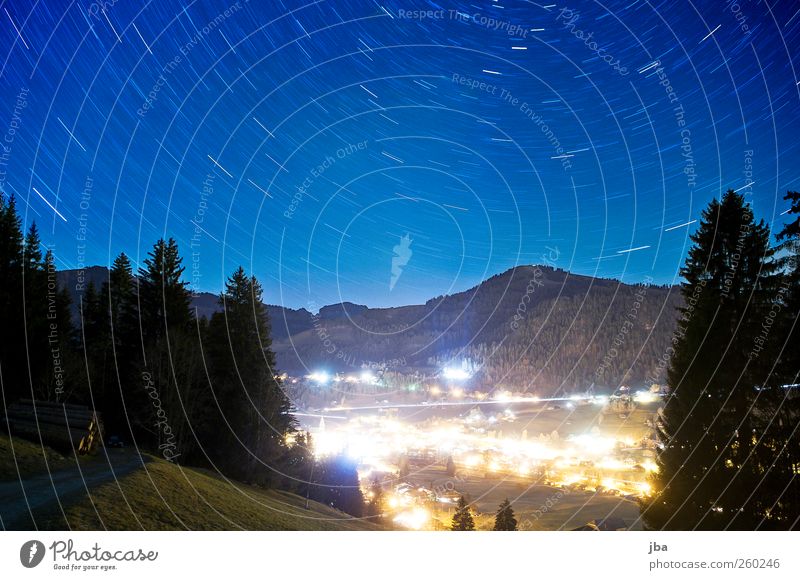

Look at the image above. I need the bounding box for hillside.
[270,266,682,392]
[0,437,380,531]
[38,458,382,531]
[57,266,682,392]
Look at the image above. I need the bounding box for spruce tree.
[451,495,475,530]
[99,253,139,434]
[493,498,518,530]
[135,238,198,460]
[643,190,779,530]
[138,238,191,341]
[0,195,25,407]
[773,191,800,385]
[752,191,800,529]
[22,223,50,400]
[206,267,293,483]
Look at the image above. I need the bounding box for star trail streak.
[0,0,797,308]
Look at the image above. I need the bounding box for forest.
[0,195,364,516]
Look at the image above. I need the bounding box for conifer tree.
[493,498,518,530]
[135,238,198,460]
[206,267,293,483]
[0,196,25,407]
[99,253,139,433]
[644,190,779,530]
[22,223,50,399]
[138,238,191,341]
[451,495,475,530]
[750,191,800,529]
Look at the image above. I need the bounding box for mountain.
[57,266,682,393]
[269,266,682,392]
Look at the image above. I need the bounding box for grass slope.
[0,433,77,481]
[36,456,381,531]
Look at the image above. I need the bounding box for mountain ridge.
[56,265,681,393]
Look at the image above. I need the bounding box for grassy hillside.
[0,434,77,481]
[35,456,382,531]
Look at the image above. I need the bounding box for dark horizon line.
[59,262,681,314]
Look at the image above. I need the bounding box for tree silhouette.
[493,498,518,530]
[451,496,475,530]
[644,190,781,530]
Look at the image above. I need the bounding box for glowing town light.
[593,395,609,406]
[634,390,658,404]
[393,507,429,530]
[463,454,481,467]
[642,459,659,473]
[602,478,617,490]
[360,371,375,384]
[637,482,652,495]
[596,458,624,470]
[308,371,331,384]
[442,367,471,380]
[429,385,442,396]
[572,434,616,454]
[450,387,464,398]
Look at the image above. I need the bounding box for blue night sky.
[1,0,798,309]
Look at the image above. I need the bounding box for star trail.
[1,0,798,308]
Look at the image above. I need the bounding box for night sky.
[1,0,798,309]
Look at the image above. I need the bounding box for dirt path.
[0,449,150,530]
